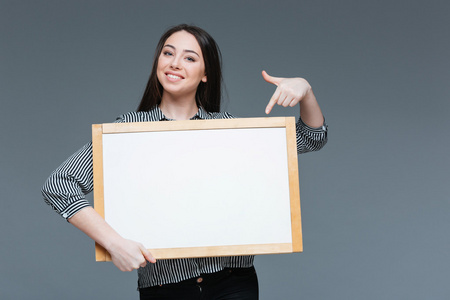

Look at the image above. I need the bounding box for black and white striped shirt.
[42,106,328,288]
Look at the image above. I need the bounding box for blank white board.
[92,117,302,260]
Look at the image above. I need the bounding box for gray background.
[1,0,449,299]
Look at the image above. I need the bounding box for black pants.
[139,267,258,300]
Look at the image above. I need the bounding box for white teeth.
[167,74,182,79]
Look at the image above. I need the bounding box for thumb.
[140,246,156,264]
[262,70,282,86]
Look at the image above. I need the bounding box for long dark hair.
[137,24,222,112]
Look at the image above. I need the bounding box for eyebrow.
[163,44,200,57]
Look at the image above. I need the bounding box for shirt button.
[196,277,203,283]
[62,213,68,218]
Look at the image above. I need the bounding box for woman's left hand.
[262,70,313,115]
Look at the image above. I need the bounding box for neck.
[159,93,198,120]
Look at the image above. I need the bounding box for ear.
[201,75,207,83]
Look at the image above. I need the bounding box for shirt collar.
[194,106,209,120]
[150,105,209,121]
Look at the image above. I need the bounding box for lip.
[165,72,184,81]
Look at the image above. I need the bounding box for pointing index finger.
[265,86,281,114]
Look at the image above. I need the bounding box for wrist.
[302,89,315,105]
[103,234,125,253]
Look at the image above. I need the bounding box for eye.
[162,51,173,56]
[185,56,196,62]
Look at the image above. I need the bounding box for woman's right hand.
[68,207,156,272]
[107,237,156,271]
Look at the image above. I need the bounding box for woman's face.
[157,30,207,100]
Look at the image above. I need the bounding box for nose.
[170,55,181,70]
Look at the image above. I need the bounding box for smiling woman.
[41,23,328,300]
[156,31,208,120]
[137,24,223,116]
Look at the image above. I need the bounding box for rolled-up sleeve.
[296,117,328,154]
[41,142,94,220]
[42,117,128,220]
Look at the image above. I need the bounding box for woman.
[42,24,327,299]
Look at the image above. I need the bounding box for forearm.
[299,90,324,128]
[68,207,122,251]
[68,207,156,270]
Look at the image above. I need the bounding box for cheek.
[156,57,164,70]
[157,54,171,69]
[156,72,163,84]
[195,65,206,78]
[156,64,166,84]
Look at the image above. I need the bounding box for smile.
[166,73,184,80]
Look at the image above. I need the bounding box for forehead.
[164,31,202,55]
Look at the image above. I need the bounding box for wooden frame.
[92,117,302,261]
